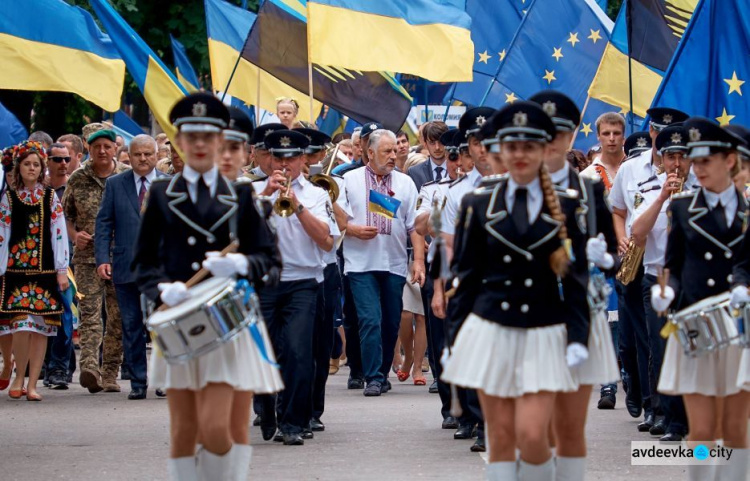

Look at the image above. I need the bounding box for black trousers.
[312,263,340,420]
[258,279,319,434]
[421,273,452,420]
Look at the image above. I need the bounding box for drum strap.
[236,279,279,367]
[229,205,238,243]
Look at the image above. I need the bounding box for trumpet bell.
[309,173,340,202]
[274,197,295,217]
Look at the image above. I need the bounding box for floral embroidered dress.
[0,184,69,336]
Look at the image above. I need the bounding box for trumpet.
[309,144,340,202]
[616,236,645,285]
[273,168,295,217]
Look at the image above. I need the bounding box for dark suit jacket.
[95,169,169,284]
[408,160,439,191]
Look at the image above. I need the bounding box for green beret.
[87,129,117,144]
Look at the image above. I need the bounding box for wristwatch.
[296,204,305,215]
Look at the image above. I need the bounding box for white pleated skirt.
[571,309,620,385]
[658,336,747,397]
[149,322,284,393]
[442,314,578,398]
[737,348,750,391]
[402,279,424,316]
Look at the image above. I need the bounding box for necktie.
[711,201,727,233]
[511,187,530,235]
[196,176,211,218]
[435,166,444,181]
[138,177,147,209]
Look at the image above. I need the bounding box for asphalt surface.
[0,359,708,480]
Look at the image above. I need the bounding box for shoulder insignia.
[251,175,269,183]
[671,190,695,200]
[472,186,494,195]
[557,188,579,199]
[449,175,468,188]
[479,174,505,186]
[421,180,437,188]
[331,174,343,179]
[438,178,453,185]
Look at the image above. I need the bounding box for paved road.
[1,361,696,480]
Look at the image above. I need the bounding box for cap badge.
[229,119,236,129]
[513,111,528,127]
[689,128,701,142]
[663,114,673,124]
[280,136,292,148]
[369,124,377,131]
[636,137,648,148]
[670,133,682,144]
[264,129,273,137]
[475,115,486,126]
[542,101,557,117]
[305,135,312,141]
[192,102,207,117]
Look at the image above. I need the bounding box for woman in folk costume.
[654,117,750,481]
[443,102,590,481]
[132,92,283,481]
[0,141,69,401]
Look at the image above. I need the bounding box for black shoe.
[626,390,643,418]
[273,431,284,443]
[262,426,278,441]
[454,425,474,440]
[638,413,655,432]
[347,377,365,390]
[442,416,459,430]
[301,429,314,440]
[363,381,382,397]
[66,373,73,384]
[283,433,304,446]
[120,370,132,381]
[470,437,487,452]
[597,387,616,409]
[253,415,262,427]
[128,388,147,400]
[310,418,325,432]
[380,380,392,394]
[659,432,684,442]
[649,419,667,436]
[48,371,69,390]
[429,379,439,394]
[155,388,167,398]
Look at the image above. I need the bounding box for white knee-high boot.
[687,462,717,481]
[486,461,518,481]
[555,456,585,481]
[518,458,555,481]
[717,448,749,481]
[231,444,253,481]
[198,445,234,481]
[168,457,199,481]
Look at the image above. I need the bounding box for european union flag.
[369,190,401,220]
[449,0,525,107]
[650,0,749,127]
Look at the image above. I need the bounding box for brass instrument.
[669,167,685,199]
[273,169,295,217]
[309,144,340,202]
[616,236,645,285]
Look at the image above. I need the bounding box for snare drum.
[146,277,260,363]
[668,292,741,357]
[740,304,750,348]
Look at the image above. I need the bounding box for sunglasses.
[49,156,72,163]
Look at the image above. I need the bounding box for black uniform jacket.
[732,227,750,287]
[132,173,282,304]
[666,188,748,310]
[448,176,590,346]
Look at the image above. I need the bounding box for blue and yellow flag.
[369,190,401,220]
[170,35,200,93]
[307,0,474,82]
[242,0,412,131]
[650,0,749,126]
[0,0,125,112]
[205,0,320,122]
[91,0,187,140]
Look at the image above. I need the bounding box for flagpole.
[626,0,635,134]
[570,95,592,149]
[256,68,261,122]
[307,3,315,124]
[220,20,254,103]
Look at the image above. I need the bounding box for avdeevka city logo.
[631,441,734,466]
[694,445,709,461]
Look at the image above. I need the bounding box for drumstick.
[658,268,670,317]
[156,240,240,312]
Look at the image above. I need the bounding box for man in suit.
[95,134,167,400]
[407,121,449,189]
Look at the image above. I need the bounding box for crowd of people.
[0,90,749,481]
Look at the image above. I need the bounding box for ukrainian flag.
[307,0,474,82]
[170,35,201,93]
[91,0,187,140]
[0,0,125,112]
[369,190,401,220]
[205,0,320,122]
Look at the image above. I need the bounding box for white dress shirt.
[429,158,447,182]
[609,150,658,237]
[134,168,158,196]
[441,168,483,236]
[255,175,337,283]
[322,175,350,265]
[182,165,219,203]
[704,184,738,228]
[549,163,571,189]
[505,176,543,224]
[342,166,418,277]
[417,179,451,219]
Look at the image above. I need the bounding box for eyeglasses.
[49,156,71,163]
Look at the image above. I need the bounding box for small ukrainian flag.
[369,190,401,219]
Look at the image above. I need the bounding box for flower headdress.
[1,146,14,168]
[13,140,47,163]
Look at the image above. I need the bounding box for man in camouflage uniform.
[61,129,131,393]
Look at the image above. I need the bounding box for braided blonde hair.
[539,162,570,277]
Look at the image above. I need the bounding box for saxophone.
[616,237,645,285]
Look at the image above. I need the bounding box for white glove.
[202,252,249,277]
[730,285,750,307]
[566,342,589,368]
[650,284,675,313]
[440,347,450,369]
[586,233,614,269]
[158,282,190,307]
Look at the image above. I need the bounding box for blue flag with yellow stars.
[650,0,749,127]
[448,0,525,107]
